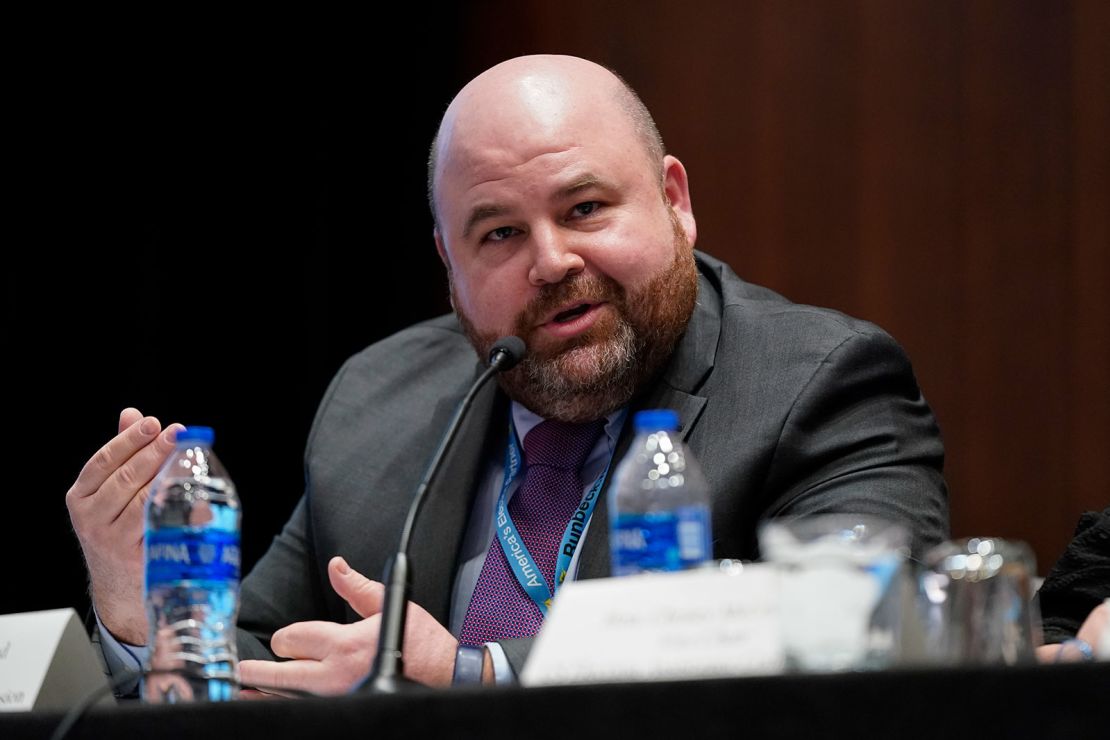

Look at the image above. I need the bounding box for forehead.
[435,94,651,221]
[432,67,652,209]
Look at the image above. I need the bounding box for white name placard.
[0,608,113,712]
[521,564,783,686]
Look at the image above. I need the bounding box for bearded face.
[453,214,698,422]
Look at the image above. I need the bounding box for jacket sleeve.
[760,328,949,559]
[234,359,358,663]
[1037,508,1110,644]
[236,495,328,661]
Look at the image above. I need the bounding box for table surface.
[5,662,1108,740]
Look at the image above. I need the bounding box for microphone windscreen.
[489,336,526,370]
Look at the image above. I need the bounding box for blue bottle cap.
[633,409,679,432]
[175,426,215,445]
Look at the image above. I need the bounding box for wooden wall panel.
[455,0,1110,571]
[1069,0,1110,551]
[958,0,1075,561]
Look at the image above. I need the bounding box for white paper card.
[521,564,783,686]
[1,608,72,710]
[0,608,112,712]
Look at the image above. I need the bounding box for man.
[67,55,948,695]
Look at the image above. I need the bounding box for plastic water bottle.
[609,409,713,576]
[143,426,241,703]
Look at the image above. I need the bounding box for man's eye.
[572,201,600,218]
[484,226,518,242]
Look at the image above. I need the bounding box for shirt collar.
[511,401,626,449]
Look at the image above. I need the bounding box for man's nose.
[527,224,586,286]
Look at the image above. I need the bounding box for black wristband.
[453,645,485,685]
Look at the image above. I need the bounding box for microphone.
[487,335,525,372]
[361,336,525,693]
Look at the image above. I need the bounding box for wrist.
[482,647,494,684]
[453,645,487,685]
[1057,638,1095,663]
[92,600,147,647]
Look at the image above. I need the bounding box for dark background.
[6,2,1107,619]
[6,18,465,614]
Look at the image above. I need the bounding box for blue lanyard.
[493,418,615,614]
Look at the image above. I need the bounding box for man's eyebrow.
[462,204,509,239]
[560,174,616,197]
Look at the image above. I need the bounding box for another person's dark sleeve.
[1037,508,1110,644]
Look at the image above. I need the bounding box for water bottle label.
[146,528,241,586]
[610,506,711,575]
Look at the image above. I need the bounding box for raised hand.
[66,408,184,645]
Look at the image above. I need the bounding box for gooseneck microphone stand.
[360,336,526,693]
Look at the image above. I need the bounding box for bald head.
[427,55,665,226]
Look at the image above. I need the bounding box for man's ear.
[662,155,697,247]
[434,228,450,270]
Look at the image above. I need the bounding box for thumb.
[328,556,385,619]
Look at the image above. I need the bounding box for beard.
[452,213,698,423]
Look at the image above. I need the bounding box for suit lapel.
[576,256,722,579]
[407,365,505,624]
[577,386,708,579]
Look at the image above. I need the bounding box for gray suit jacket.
[236,252,949,673]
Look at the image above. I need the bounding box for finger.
[70,415,165,499]
[328,556,385,618]
[118,407,143,436]
[114,422,187,530]
[239,658,343,698]
[270,620,349,661]
[238,687,283,700]
[87,423,184,526]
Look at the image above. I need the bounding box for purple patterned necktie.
[459,418,606,646]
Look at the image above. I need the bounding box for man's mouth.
[551,303,593,324]
[533,300,608,341]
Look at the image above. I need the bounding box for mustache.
[513,272,625,335]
